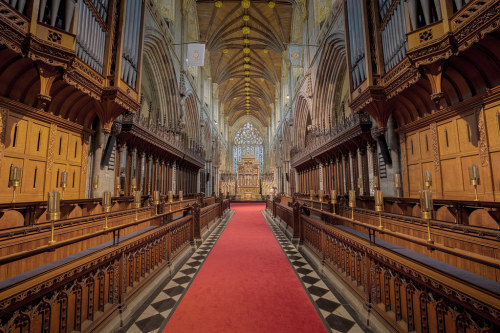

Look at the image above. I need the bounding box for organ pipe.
[76,0,106,73]
[347,0,366,88]
[381,1,407,73]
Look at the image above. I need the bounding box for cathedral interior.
[0,0,499,332]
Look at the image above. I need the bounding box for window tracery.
[233,122,264,172]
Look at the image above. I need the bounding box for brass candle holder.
[423,170,432,190]
[469,165,480,201]
[133,190,141,221]
[330,189,337,215]
[318,190,324,210]
[374,190,384,229]
[102,191,112,230]
[153,190,160,215]
[115,176,121,197]
[47,191,60,245]
[9,165,21,203]
[92,175,99,198]
[60,171,68,199]
[310,189,314,201]
[348,190,356,220]
[168,190,173,212]
[130,178,137,195]
[394,173,401,198]
[178,190,183,202]
[420,189,434,244]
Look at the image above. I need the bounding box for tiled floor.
[262,210,368,333]
[125,208,367,333]
[123,211,233,333]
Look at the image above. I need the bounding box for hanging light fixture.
[268,1,275,9]
[215,1,223,8]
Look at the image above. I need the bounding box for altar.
[236,155,261,200]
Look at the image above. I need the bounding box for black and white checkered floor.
[262,210,367,333]
[123,211,233,333]
[124,208,367,333]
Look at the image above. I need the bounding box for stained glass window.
[233,122,264,172]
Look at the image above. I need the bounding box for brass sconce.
[130,178,137,195]
[92,175,99,198]
[348,190,356,220]
[469,165,479,201]
[420,189,434,244]
[47,191,60,245]
[153,191,160,215]
[115,176,121,197]
[133,191,141,221]
[102,191,112,230]
[374,189,384,230]
[60,171,68,199]
[394,173,401,198]
[423,170,432,190]
[168,190,173,212]
[9,165,21,203]
[330,189,337,215]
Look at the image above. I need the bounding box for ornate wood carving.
[0,107,7,169]
[477,107,490,167]
[429,122,440,173]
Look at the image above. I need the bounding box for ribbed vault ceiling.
[195,0,293,127]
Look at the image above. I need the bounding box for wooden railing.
[0,196,198,229]
[301,215,500,332]
[0,210,194,333]
[265,201,500,332]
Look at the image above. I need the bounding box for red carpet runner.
[163,203,328,333]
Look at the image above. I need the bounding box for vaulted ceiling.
[195,0,293,128]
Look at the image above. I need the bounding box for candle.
[373,176,380,189]
[178,190,183,201]
[330,190,337,204]
[394,173,401,188]
[348,190,356,207]
[131,178,137,187]
[47,191,61,221]
[103,191,111,206]
[134,190,141,208]
[10,166,21,187]
[168,190,173,202]
[318,190,324,202]
[310,189,314,200]
[61,171,68,188]
[92,175,99,189]
[420,190,433,219]
[358,177,362,189]
[153,190,160,204]
[424,170,432,188]
[374,190,384,211]
[115,176,121,189]
[469,165,479,185]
